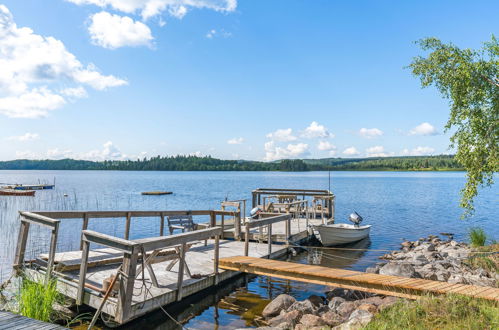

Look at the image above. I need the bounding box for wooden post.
[214,234,219,285]
[46,221,59,282]
[76,239,90,305]
[244,223,250,256]
[267,224,272,259]
[80,213,89,250]
[210,211,216,227]
[285,216,290,246]
[160,213,165,236]
[176,243,186,301]
[117,247,138,323]
[252,192,257,208]
[124,212,131,240]
[13,219,30,270]
[234,213,241,240]
[221,214,225,239]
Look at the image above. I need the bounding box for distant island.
[0,155,463,171]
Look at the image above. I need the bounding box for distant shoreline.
[0,155,464,172]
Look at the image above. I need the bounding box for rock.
[448,274,466,284]
[321,311,345,327]
[365,266,380,274]
[412,254,428,264]
[262,294,296,318]
[307,294,325,307]
[358,296,384,306]
[52,303,77,320]
[268,310,302,327]
[336,301,358,318]
[328,296,346,311]
[401,241,412,248]
[334,310,374,329]
[435,270,450,282]
[287,299,317,315]
[357,303,377,313]
[275,322,292,329]
[299,314,326,327]
[379,263,416,278]
[377,296,398,311]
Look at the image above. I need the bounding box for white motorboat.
[313,211,371,246]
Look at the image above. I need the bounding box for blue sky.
[0,0,497,161]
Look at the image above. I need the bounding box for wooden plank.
[124,212,132,240]
[176,243,186,301]
[136,227,223,252]
[219,257,499,302]
[76,240,90,305]
[82,230,137,254]
[80,213,89,250]
[19,212,59,229]
[46,222,59,281]
[13,220,30,269]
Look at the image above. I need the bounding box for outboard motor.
[250,207,262,219]
[349,211,363,226]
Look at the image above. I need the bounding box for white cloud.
[7,132,39,142]
[266,128,297,142]
[227,137,244,144]
[66,0,237,20]
[342,146,360,156]
[301,121,332,139]
[264,141,309,161]
[359,127,383,139]
[365,145,391,157]
[88,11,154,49]
[409,122,438,136]
[15,141,147,161]
[60,86,88,98]
[401,146,435,156]
[0,5,126,118]
[317,140,336,151]
[206,29,216,38]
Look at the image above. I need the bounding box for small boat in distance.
[0,189,36,196]
[313,211,371,246]
[141,191,173,195]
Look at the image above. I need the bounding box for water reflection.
[303,238,371,268]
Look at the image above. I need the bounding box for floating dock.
[219,256,499,301]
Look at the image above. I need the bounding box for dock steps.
[219,256,499,301]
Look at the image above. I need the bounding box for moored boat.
[313,223,371,246]
[141,191,173,195]
[0,189,36,196]
[313,211,371,246]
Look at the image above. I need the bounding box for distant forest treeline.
[0,155,463,171]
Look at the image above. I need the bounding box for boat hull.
[314,223,371,246]
[0,189,36,196]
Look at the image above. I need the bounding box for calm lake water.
[0,170,497,329]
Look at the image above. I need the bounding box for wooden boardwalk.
[219,256,499,301]
[0,311,65,329]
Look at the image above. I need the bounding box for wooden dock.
[0,311,65,329]
[14,210,303,325]
[219,256,499,301]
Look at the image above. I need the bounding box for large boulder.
[328,296,346,311]
[287,299,317,315]
[379,263,416,278]
[321,311,345,327]
[267,310,302,327]
[336,301,358,318]
[307,294,325,307]
[262,294,296,318]
[299,314,326,327]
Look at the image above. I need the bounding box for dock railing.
[78,226,223,323]
[243,213,292,257]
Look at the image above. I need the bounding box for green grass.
[469,227,487,247]
[465,243,499,276]
[18,275,62,322]
[364,294,499,330]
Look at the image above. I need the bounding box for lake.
[0,170,497,329]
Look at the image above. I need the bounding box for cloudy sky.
[0,0,497,161]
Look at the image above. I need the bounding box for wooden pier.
[13,209,306,325]
[219,256,499,301]
[0,311,65,329]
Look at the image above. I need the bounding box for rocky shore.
[255,234,498,329]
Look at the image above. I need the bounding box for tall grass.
[365,294,499,329]
[469,227,487,247]
[18,275,62,322]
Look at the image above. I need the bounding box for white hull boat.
[314,223,371,246]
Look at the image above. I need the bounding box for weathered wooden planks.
[218,256,499,302]
[0,311,65,329]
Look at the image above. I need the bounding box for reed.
[469,227,487,247]
[18,275,62,322]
